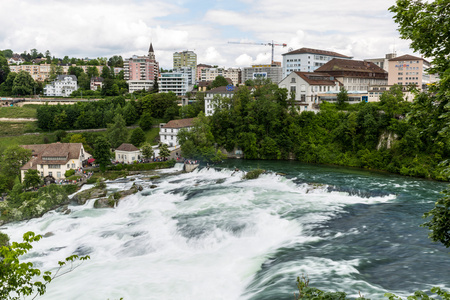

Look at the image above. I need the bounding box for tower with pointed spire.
[124,41,159,92]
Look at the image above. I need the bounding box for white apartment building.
[282,47,352,78]
[128,80,154,93]
[159,73,191,96]
[159,118,195,147]
[204,86,236,116]
[201,68,241,86]
[173,67,196,85]
[43,75,78,97]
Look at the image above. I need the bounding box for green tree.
[0,231,89,300]
[106,114,128,148]
[12,70,35,96]
[141,143,154,160]
[210,75,229,89]
[336,86,348,108]
[379,85,407,118]
[77,73,90,90]
[422,189,450,248]
[159,143,170,159]
[129,127,146,147]
[139,112,153,130]
[123,101,138,126]
[93,136,111,172]
[23,169,42,189]
[0,52,10,85]
[0,146,32,181]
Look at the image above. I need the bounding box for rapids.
[2,160,450,299]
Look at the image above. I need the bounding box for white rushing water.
[3,165,401,300]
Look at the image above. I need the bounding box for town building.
[196,64,212,81]
[243,64,282,84]
[387,54,437,91]
[368,85,415,102]
[159,72,190,96]
[279,72,341,112]
[43,75,78,97]
[7,54,25,65]
[173,51,197,78]
[19,143,90,181]
[204,86,236,116]
[282,47,352,78]
[9,64,103,82]
[173,67,196,85]
[201,67,241,86]
[115,143,142,164]
[314,58,388,93]
[124,43,159,93]
[159,118,195,147]
[364,53,397,72]
[90,77,104,91]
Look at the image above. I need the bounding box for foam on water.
[2,164,447,299]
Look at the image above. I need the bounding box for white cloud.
[0,0,416,70]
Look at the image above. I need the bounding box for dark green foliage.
[422,189,450,248]
[93,136,111,172]
[243,169,265,180]
[129,127,146,147]
[64,169,75,178]
[159,143,170,159]
[23,169,42,189]
[106,114,128,149]
[210,75,229,89]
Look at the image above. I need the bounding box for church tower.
[148,43,156,61]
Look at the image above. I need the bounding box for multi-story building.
[204,86,236,116]
[243,64,282,84]
[159,118,195,147]
[279,72,341,112]
[159,72,190,96]
[124,43,159,93]
[173,51,197,78]
[43,75,78,97]
[8,64,103,82]
[201,67,241,86]
[20,143,90,181]
[364,53,397,72]
[387,54,436,91]
[196,64,212,81]
[315,58,388,92]
[173,67,196,85]
[282,47,352,78]
[90,77,104,91]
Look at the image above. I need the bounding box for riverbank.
[0,160,177,226]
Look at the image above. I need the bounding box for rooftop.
[283,47,352,59]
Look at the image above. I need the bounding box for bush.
[65,169,76,177]
[243,169,265,180]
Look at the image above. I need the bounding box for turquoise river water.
[2,160,450,299]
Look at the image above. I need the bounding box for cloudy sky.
[0,0,414,69]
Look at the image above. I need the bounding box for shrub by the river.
[243,169,265,180]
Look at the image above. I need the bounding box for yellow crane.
[228,40,287,64]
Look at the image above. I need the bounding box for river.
[3,160,450,299]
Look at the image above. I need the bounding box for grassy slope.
[0,105,37,118]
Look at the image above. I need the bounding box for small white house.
[115,143,141,164]
[159,118,195,147]
[44,75,78,97]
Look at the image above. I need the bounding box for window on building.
[57,172,61,178]
[301,94,306,102]
[49,172,53,177]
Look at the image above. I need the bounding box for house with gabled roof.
[279,72,341,112]
[20,143,91,181]
[159,118,195,147]
[115,143,142,164]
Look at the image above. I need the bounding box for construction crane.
[228,40,287,64]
